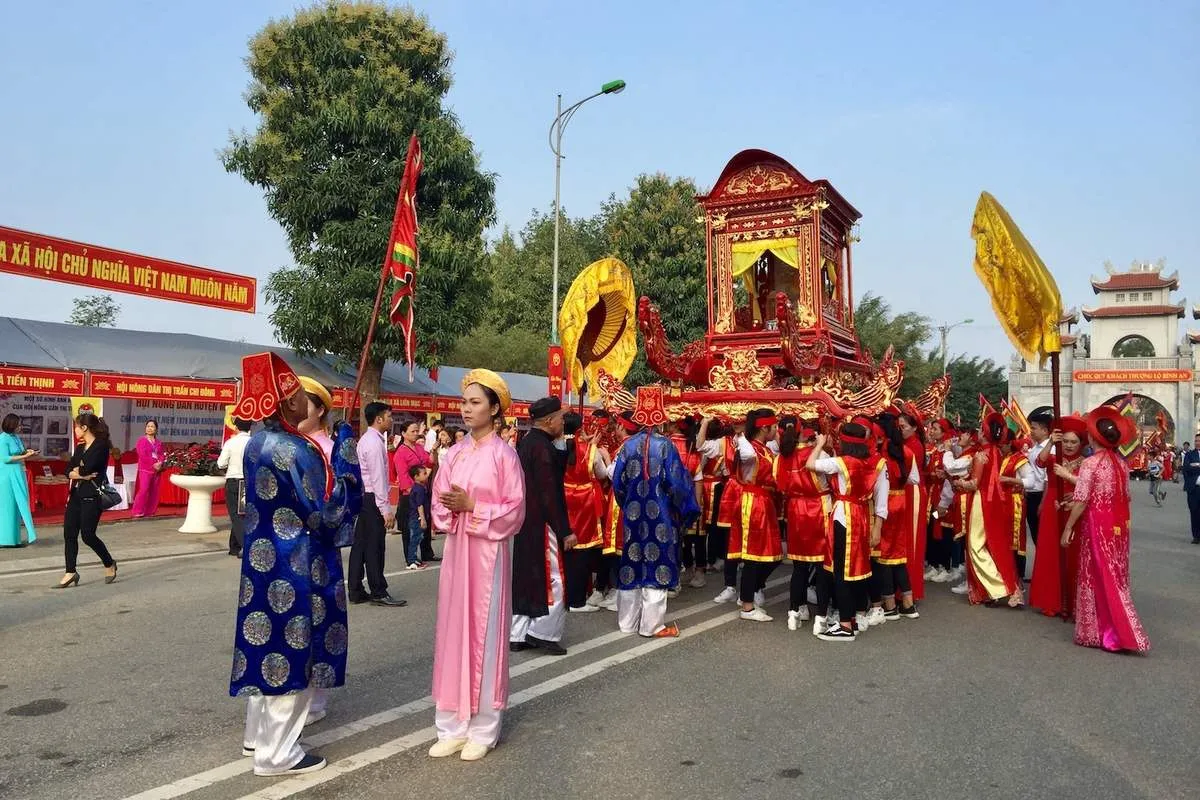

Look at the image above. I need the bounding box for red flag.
[384,134,423,380]
[978,393,997,419]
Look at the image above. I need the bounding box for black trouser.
[349,495,388,599]
[829,522,858,624]
[1025,491,1044,546]
[705,481,728,567]
[225,478,244,555]
[681,534,706,570]
[1188,490,1200,540]
[789,561,814,611]
[63,494,113,573]
[950,536,965,567]
[398,493,436,561]
[868,558,884,604]
[738,560,777,604]
[875,561,911,598]
[928,524,952,570]
[594,553,619,593]
[1014,550,1027,580]
[565,547,603,607]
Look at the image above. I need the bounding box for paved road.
[1,485,1197,800]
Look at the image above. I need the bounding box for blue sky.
[2,0,1196,369]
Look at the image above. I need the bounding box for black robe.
[512,428,572,618]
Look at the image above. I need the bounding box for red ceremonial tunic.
[825,455,882,581]
[601,488,624,556]
[904,436,930,599]
[876,452,913,565]
[564,437,604,549]
[999,452,1029,557]
[728,439,781,562]
[716,437,741,533]
[670,433,702,535]
[697,446,726,531]
[775,445,830,563]
[1028,453,1083,617]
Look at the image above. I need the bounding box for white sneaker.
[753,590,766,607]
[568,604,600,613]
[787,610,800,631]
[806,586,818,605]
[600,590,619,610]
[666,588,680,598]
[812,614,826,636]
[429,738,468,758]
[855,611,870,632]
[951,565,965,580]
[585,590,604,607]
[795,606,810,622]
[711,559,725,572]
[924,565,938,580]
[929,567,949,583]
[689,571,707,589]
[950,581,969,595]
[740,607,773,622]
[867,607,886,626]
[713,586,738,604]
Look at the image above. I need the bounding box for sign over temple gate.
[0,226,257,313]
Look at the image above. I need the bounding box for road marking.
[236,589,790,800]
[124,575,788,800]
[0,548,225,579]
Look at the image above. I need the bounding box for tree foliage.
[853,293,937,399]
[943,355,1008,426]
[446,322,548,376]
[1112,335,1156,358]
[222,1,495,400]
[67,295,120,327]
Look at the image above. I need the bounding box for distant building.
[1008,260,1198,445]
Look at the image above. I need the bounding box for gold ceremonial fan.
[558,257,638,394]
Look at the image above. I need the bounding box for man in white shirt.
[349,402,406,607]
[1024,411,1052,552]
[217,418,253,557]
[424,417,444,453]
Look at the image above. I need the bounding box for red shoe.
[652,622,680,638]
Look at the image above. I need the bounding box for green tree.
[222,1,495,404]
[446,322,548,375]
[67,295,120,327]
[852,293,938,399]
[1112,335,1156,358]
[485,208,610,338]
[603,173,707,387]
[943,355,1008,426]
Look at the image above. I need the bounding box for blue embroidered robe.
[230,420,362,697]
[612,431,700,591]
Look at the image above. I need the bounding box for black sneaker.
[817,625,856,642]
[899,605,920,619]
[509,641,532,652]
[254,752,326,776]
[525,635,568,656]
[883,608,901,621]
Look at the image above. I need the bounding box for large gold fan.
[558,257,637,394]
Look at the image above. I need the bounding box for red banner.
[88,372,237,403]
[548,345,564,399]
[1072,369,1192,383]
[331,388,434,413]
[0,366,85,396]
[0,226,256,313]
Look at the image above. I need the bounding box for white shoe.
[812,614,826,636]
[460,742,490,762]
[713,586,738,604]
[950,581,969,595]
[787,610,799,631]
[568,604,600,613]
[951,565,965,580]
[795,606,810,622]
[855,611,870,632]
[929,567,949,583]
[740,607,773,622]
[600,589,619,610]
[304,708,327,726]
[585,590,604,607]
[867,607,886,626]
[711,558,725,572]
[429,738,468,758]
[806,586,818,605]
[924,565,938,580]
[753,590,766,607]
[689,571,707,589]
[666,588,680,598]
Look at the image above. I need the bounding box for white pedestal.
[169,474,226,534]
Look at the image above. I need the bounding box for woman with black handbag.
[56,412,117,588]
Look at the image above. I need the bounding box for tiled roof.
[1081,304,1185,320]
[1090,270,1178,293]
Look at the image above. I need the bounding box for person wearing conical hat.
[230,353,363,777]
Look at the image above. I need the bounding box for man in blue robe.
[228,352,362,777]
[612,411,700,637]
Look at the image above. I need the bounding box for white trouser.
[435,544,505,747]
[617,587,668,637]
[308,687,329,717]
[244,688,312,774]
[511,531,566,643]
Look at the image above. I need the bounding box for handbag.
[93,478,122,511]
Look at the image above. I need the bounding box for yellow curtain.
[731,238,800,321]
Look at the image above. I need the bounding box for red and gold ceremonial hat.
[234,352,302,422]
[1086,405,1137,451]
[1053,415,1088,438]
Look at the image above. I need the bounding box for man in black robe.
[510,396,575,655]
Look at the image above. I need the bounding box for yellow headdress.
[297,376,334,412]
[461,369,511,412]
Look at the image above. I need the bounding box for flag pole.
[1049,349,1069,620]
[349,266,391,423]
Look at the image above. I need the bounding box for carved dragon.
[910,374,952,420]
[594,368,636,413]
[776,292,830,375]
[814,345,905,416]
[637,296,711,387]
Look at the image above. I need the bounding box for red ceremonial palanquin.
[826,455,882,581]
[876,450,915,566]
[774,444,829,563]
[999,451,1029,560]
[564,437,604,549]
[729,439,781,562]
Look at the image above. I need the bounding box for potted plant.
[166,441,226,534]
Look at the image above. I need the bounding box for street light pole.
[548,79,626,345]
[938,318,974,377]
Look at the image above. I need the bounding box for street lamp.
[548,79,627,344]
[938,318,974,376]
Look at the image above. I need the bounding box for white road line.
[124,575,788,800]
[236,589,791,800]
[0,549,225,580]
